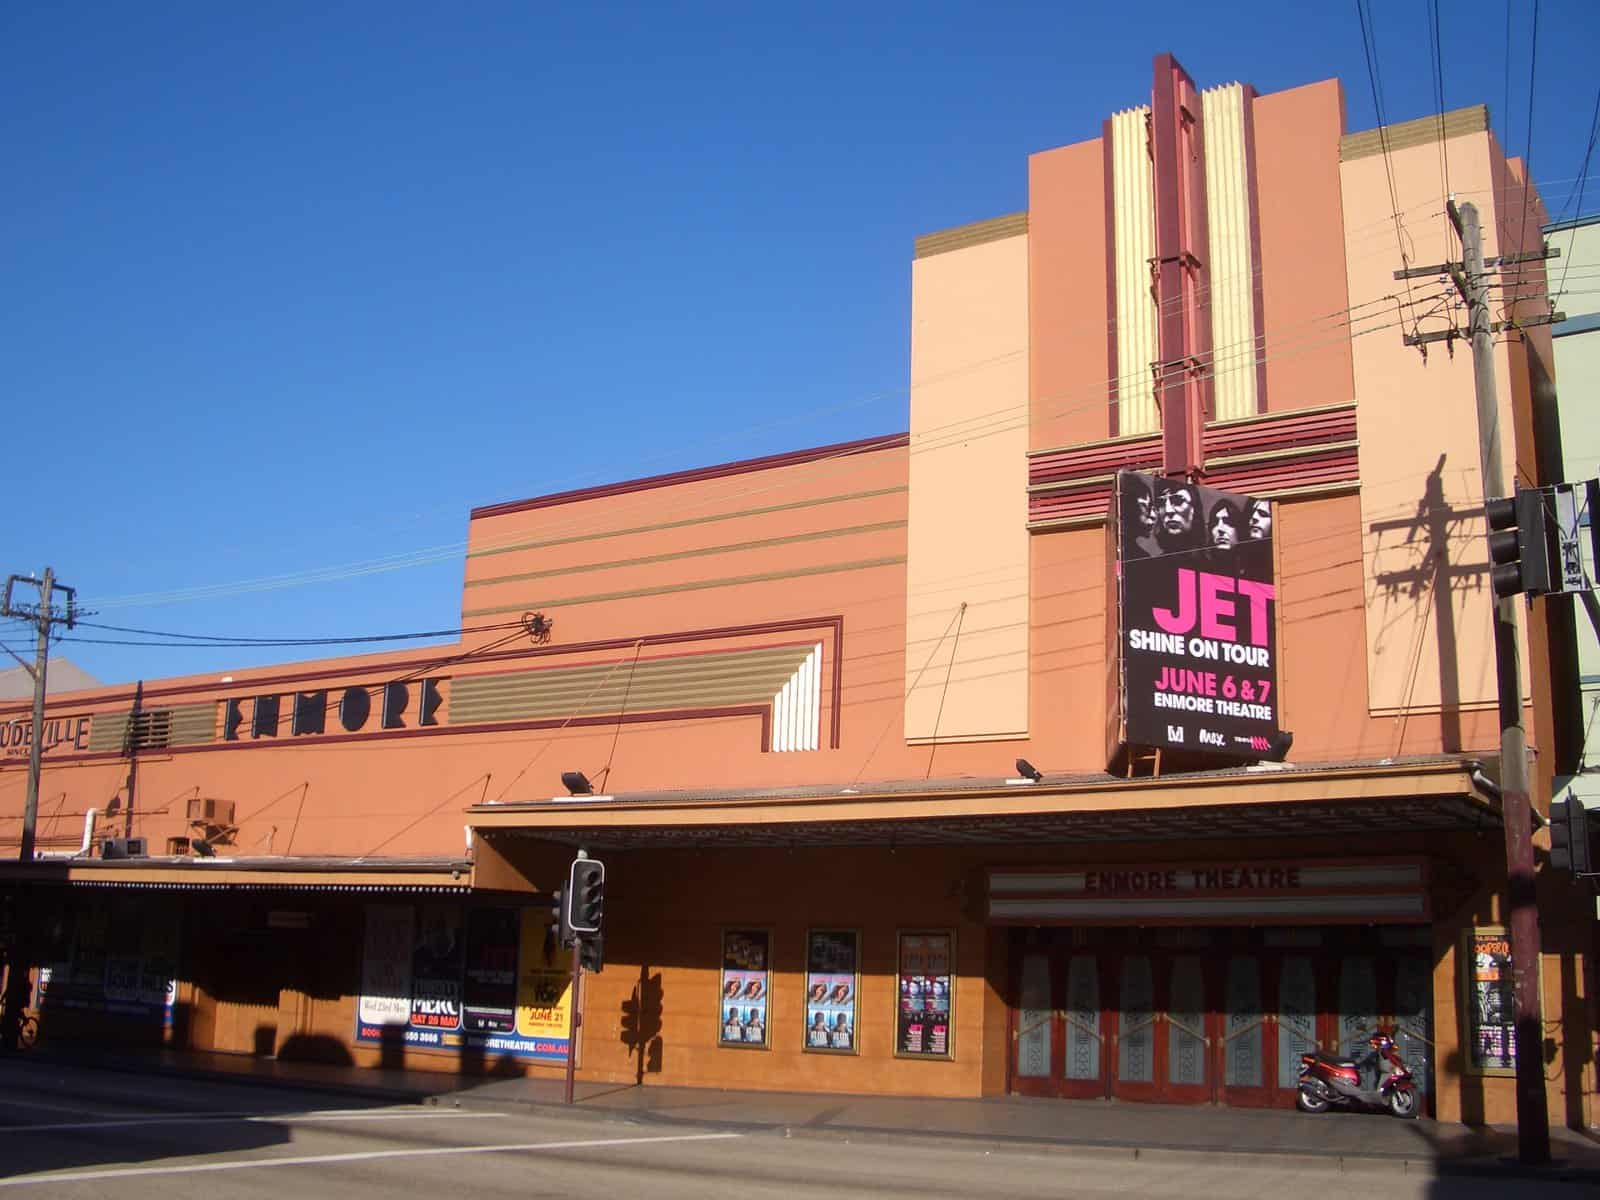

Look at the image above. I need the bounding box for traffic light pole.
[557,853,605,1105]
[1457,200,1551,1165]
[564,941,582,1105]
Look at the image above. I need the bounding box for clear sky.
[5,1,1598,686]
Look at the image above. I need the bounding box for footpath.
[20,1045,1600,1184]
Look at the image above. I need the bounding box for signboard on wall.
[1463,928,1517,1076]
[804,930,859,1054]
[35,900,180,1029]
[718,930,770,1049]
[1115,470,1284,760]
[355,903,571,1063]
[895,931,953,1059]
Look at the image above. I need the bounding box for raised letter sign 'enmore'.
[1115,470,1283,762]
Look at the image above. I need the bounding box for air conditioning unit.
[187,797,235,825]
[100,837,148,860]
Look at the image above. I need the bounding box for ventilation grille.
[451,644,818,729]
[89,703,216,752]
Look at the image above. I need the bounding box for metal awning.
[466,756,1500,851]
[0,855,474,892]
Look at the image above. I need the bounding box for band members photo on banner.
[1119,471,1272,574]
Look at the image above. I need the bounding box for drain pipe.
[35,808,98,859]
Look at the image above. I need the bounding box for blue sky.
[5,2,1598,686]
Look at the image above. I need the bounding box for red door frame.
[1006,945,1059,1099]
[1005,933,1432,1113]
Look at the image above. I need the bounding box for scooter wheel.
[1386,1088,1418,1119]
[1296,1086,1330,1114]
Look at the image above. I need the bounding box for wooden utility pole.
[2,570,76,862]
[0,569,75,1053]
[1398,201,1555,1164]
[1461,199,1549,1165]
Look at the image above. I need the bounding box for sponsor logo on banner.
[1115,470,1284,761]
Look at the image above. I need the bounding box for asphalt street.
[0,1061,1593,1198]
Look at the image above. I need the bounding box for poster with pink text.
[1115,470,1284,761]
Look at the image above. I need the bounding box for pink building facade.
[1,55,1589,1129]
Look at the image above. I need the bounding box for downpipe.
[33,808,97,859]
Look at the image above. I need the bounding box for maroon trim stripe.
[1241,84,1268,413]
[469,433,909,521]
[1027,406,1358,524]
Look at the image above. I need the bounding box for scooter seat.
[1310,1050,1360,1071]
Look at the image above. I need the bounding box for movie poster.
[1465,929,1517,1075]
[896,931,953,1059]
[33,901,179,1030]
[462,907,519,1034]
[357,904,414,1030]
[514,907,573,1049]
[355,903,570,1063]
[719,930,770,1049]
[1115,470,1283,760]
[411,903,465,1032]
[804,930,859,1054]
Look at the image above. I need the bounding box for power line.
[62,616,530,649]
[1427,0,1453,248]
[76,291,1423,618]
[1355,0,1423,342]
[1514,0,1542,266]
[1551,88,1600,308]
[1502,0,1514,161]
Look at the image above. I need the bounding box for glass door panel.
[1164,954,1210,1100]
[1337,956,1379,1078]
[1222,954,1272,1104]
[1392,954,1432,1102]
[1114,954,1157,1098]
[1276,955,1318,1089]
[1063,953,1103,1085]
[1015,952,1053,1079]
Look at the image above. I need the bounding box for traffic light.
[550,886,574,949]
[1550,795,1592,877]
[567,857,606,934]
[1486,489,1551,598]
[578,932,604,974]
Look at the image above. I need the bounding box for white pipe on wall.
[34,808,98,859]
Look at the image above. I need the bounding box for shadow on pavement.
[0,1048,397,1183]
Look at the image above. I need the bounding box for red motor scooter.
[1296,1030,1418,1118]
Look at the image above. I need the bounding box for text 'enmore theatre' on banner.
[1114,470,1290,763]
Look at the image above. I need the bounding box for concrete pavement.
[13,1044,1600,1184]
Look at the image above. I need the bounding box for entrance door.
[1218,951,1316,1108]
[1109,952,1212,1102]
[1009,947,1106,1098]
[1010,942,1216,1103]
[1007,928,1431,1110]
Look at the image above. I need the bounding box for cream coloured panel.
[906,233,1030,740]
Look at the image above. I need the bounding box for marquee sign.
[988,860,1429,925]
[1115,470,1284,761]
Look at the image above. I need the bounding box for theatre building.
[2,55,1593,1128]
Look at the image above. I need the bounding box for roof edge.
[470,432,909,521]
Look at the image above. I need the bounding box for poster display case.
[354,902,572,1062]
[1462,927,1518,1077]
[896,930,954,1059]
[719,929,771,1049]
[803,930,859,1053]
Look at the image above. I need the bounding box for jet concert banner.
[1116,470,1284,761]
